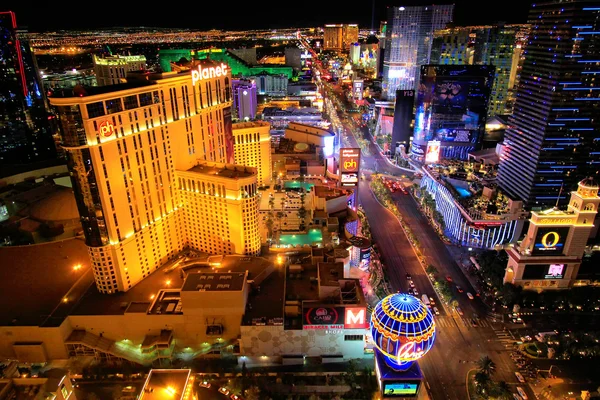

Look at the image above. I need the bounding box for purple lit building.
[232,79,257,121]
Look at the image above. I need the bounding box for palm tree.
[474,371,491,395]
[494,381,512,399]
[477,355,497,377]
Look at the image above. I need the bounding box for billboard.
[522,264,566,280]
[425,141,440,163]
[412,65,493,158]
[532,227,570,256]
[303,306,367,329]
[340,148,361,187]
[383,381,420,397]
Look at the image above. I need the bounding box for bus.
[421,294,431,307]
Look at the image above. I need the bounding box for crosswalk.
[434,315,492,329]
[494,328,517,348]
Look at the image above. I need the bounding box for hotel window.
[139,92,153,107]
[87,102,105,118]
[106,99,123,114]
[124,95,139,110]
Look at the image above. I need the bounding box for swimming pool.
[284,181,315,191]
[279,229,323,246]
[455,187,472,198]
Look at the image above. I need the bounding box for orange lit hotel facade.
[50,64,261,294]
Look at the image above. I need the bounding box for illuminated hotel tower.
[382,4,454,99]
[497,1,600,209]
[232,121,272,187]
[50,61,260,294]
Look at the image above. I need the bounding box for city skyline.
[7,0,531,32]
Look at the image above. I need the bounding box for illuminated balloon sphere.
[371,293,436,368]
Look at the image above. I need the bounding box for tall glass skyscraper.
[382,4,454,100]
[497,1,600,209]
[0,11,56,175]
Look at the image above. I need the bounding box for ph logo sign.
[344,307,367,329]
[98,120,115,138]
[344,158,358,171]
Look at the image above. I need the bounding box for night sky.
[6,0,532,32]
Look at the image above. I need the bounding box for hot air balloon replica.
[370,293,436,397]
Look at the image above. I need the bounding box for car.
[200,381,211,389]
[409,280,416,288]
[230,395,242,400]
[413,288,419,296]
[433,307,440,315]
[456,307,464,316]
[456,286,464,293]
[514,372,526,383]
[471,318,478,326]
[446,276,453,282]
[467,292,474,300]
[512,394,521,400]
[516,386,528,399]
[219,387,230,396]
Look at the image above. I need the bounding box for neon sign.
[191,63,229,85]
[344,307,367,329]
[98,120,115,138]
[396,341,425,361]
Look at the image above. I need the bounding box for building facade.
[431,24,529,117]
[342,24,359,49]
[0,11,56,173]
[505,178,600,290]
[497,2,600,209]
[231,79,257,121]
[324,25,344,51]
[382,5,454,99]
[49,62,261,294]
[92,54,146,86]
[248,72,288,96]
[232,121,272,187]
[411,65,494,161]
[420,168,526,249]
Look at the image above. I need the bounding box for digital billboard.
[532,227,570,256]
[522,264,566,280]
[412,65,493,160]
[383,381,420,397]
[425,141,440,163]
[340,148,361,187]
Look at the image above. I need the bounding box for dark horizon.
[5,0,531,32]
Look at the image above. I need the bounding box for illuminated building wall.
[505,179,600,290]
[177,163,261,256]
[411,65,494,161]
[420,169,524,248]
[431,24,527,116]
[382,5,454,99]
[497,2,600,209]
[232,121,272,186]
[231,79,257,120]
[92,54,146,86]
[248,72,288,96]
[324,25,344,51]
[342,24,359,49]
[0,11,57,173]
[50,63,243,293]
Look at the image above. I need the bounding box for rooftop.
[0,238,93,327]
[182,272,246,292]
[231,121,270,130]
[139,369,191,400]
[242,267,285,326]
[318,262,345,287]
[186,163,255,179]
[285,264,319,302]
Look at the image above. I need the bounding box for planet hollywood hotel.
[49,60,261,295]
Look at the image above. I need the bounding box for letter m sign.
[344,307,367,329]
